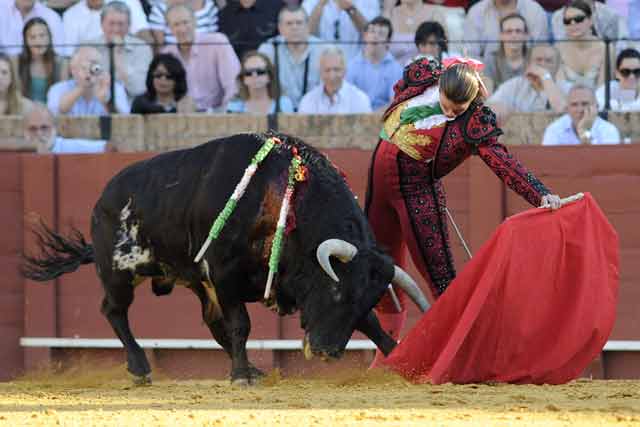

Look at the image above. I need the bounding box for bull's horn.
[392,266,430,313]
[316,239,358,283]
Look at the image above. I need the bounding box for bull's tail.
[22,220,94,282]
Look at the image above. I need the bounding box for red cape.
[381,193,618,384]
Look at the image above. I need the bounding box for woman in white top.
[596,48,640,111]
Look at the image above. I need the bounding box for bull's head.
[286,236,428,361]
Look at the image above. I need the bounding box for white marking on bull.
[113,200,152,272]
[120,199,132,221]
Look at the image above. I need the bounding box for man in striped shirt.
[149,0,221,47]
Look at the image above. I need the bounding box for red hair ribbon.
[442,57,485,72]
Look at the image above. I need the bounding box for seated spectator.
[149,0,220,47]
[383,0,449,66]
[0,0,65,56]
[131,53,195,114]
[345,16,402,111]
[542,84,620,145]
[24,103,108,153]
[414,21,460,62]
[596,48,640,111]
[218,0,283,59]
[303,0,379,59]
[463,0,548,59]
[227,51,294,114]
[552,0,625,43]
[555,0,611,91]
[0,53,33,115]
[298,45,372,114]
[47,47,130,115]
[488,44,566,123]
[63,0,153,56]
[162,4,240,112]
[258,6,323,109]
[15,18,69,104]
[483,13,529,93]
[90,2,153,99]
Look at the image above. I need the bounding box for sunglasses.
[242,68,268,77]
[152,72,175,80]
[563,14,587,25]
[619,68,640,78]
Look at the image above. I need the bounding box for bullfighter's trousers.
[365,139,457,346]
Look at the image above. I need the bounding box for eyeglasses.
[618,68,640,78]
[242,68,268,77]
[563,14,587,25]
[152,72,175,80]
[27,124,52,134]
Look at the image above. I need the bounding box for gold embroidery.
[383,101,436,161]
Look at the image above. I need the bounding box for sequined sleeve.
[477,138,551,207]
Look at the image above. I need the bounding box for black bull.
[23,133,428,385]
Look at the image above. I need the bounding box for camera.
[89,63,102,76]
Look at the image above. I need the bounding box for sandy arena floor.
[0,366,639,427]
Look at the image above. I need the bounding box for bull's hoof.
[249,365,266,380]
[131,373,152,386]
[231,377,250,387]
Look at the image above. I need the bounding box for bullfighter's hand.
[540,194,562,210]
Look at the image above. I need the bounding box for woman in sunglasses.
[131,54,195,114]
[595,48,640,111]
[227,51,294,114]
[555,0,609,91]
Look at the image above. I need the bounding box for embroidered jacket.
[381,57,551,207]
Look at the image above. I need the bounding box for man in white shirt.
[63,0,152,56]
[89,1,153,99]
[303,0,379,59]
[298,45,372,114]
[542,84,621,146]
[0,0,65,56]
[24,104,108,154]
[488,44,566,125]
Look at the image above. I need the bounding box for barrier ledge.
[19,338,640,352]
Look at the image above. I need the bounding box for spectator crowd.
[1,0,638,150]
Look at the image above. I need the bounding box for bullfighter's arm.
[477,138,551,207]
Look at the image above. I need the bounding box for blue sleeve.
[226,99,244,113]
[345,58,357,84]
[279,96,295,113]
[46,83,63,115]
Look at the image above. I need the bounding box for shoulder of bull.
[457,102,503,148]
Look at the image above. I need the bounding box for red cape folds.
[381,193,618,384]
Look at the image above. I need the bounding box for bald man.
[46,46,130,116]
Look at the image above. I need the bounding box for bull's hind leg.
[189,282,264,384]
[100,273,151,385]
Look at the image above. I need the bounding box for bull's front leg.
[356,311,397,356]
[224,302,253,386]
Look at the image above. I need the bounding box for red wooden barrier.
[1,145,638,380]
